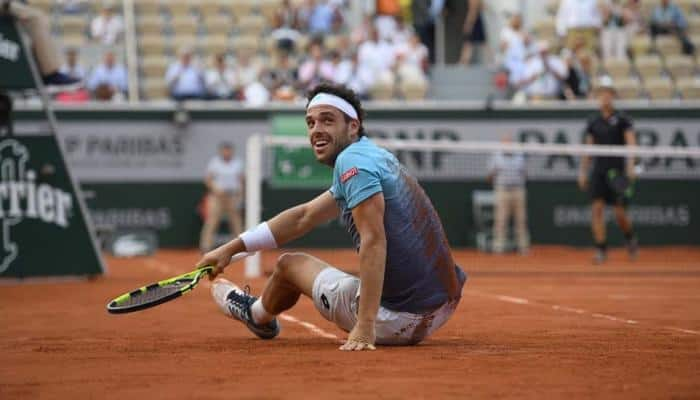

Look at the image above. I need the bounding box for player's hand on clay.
[340,321,376,351]
[196,246,235,280]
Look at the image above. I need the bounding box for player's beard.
[317,126,353,167]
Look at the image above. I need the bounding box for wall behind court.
[14,105,700,247]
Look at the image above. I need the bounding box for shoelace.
[227,285,253,320]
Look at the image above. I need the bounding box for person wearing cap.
[578,76,638,265]
[197,83,467,351]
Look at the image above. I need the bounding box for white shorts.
[311,267,460,346]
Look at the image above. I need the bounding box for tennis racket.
[106,252,251,314]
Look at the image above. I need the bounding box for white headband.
[306,93,358,120]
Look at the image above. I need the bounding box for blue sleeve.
[333,151,383,209]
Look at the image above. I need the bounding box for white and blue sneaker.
[211,279,280,340]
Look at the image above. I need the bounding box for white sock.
[250,299,275,325]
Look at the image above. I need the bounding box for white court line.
[466,290,697,335]
[665,327,700,335]
[279,314,341,342]
[144,257,342,342]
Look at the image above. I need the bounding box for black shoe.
[626,237,639,261]
[42,72,83,92]
[211,279,280,340]
[593,249,607,265]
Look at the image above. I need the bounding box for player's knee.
[275,252,308,277]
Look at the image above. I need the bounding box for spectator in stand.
[90,3,124,46]
[519,41,568,101]
[622,0,644,36]
[271,0,302,53]
[375,0,401,42]
[165,48,206,100]
[499,13,530,84]
[308,0,338,35]
[351,14,373,46]
[601,0,629,59]
[275,0,298,29]
[59,48,86,81]
[233,49,263,90]
[556,0,604,53]
[460,0,488,65]
[262,51,299,101]
[57,0,88,14]
[205,53,237,100]
[332,50,374,99]
[295,0,314,32]
[87,51,128,101]
[411,0,443,63]
[298,40,334,91]
[392,15,413,45]
[650,0,695,55]
[358,26,396,76]
[561,48,594,99]
[395,32,430,73]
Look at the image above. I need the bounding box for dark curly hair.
[306,83,366,137]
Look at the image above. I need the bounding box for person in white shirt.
[233,49,263,90]
[90,4,124,45]
[59,48,86,81]
[556,0,604,52]
[395,32,429,72]
[205,53,237,100]
[87,51,128,101]
[519,41,568,101]
[487,134,530,254]
[357,27,396,76]
[332,50,374,99]
[200,142,245,252]
[166,48,206,100]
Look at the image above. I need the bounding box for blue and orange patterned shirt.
[329,137,467,313]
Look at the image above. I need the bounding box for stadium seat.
[199,0,222,18]
[60,34,87,48]
[141,57,170,79]
[139,35,169,55]
[31,0,54,14]
[635,55,664,79]
[644,78,676,100]
[370,71,396,100]
[137,17,165,35]
[141,79,169,100]
[137,0,163,16]
[398,66,428,100]
[630,35,652,57]
[654,36,683,57]
[237,15,267,35]
[612,78,642,99]
[170,34,201,52]
[688,16,700,35]
[675,0,697,15]
[170,17,199,36]
[165,2,193,18]
[202,15,231,35]
[533,19,556,39]
[665,55,696,80]
[231,35,259,54]
[225,0,256,19]
[201,35,229,56]
[258,0,281,23]
[675,77,700,99]
[59,15,88,36]
[603,58,632,79]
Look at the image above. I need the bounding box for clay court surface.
[1,246,699,399]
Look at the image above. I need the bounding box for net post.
[244,134,263,278]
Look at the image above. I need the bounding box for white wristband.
[239,222,278,252]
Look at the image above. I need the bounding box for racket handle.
[230,252,253,263]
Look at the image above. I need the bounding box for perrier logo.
[0,139,74,272]
[0,33,20,62]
